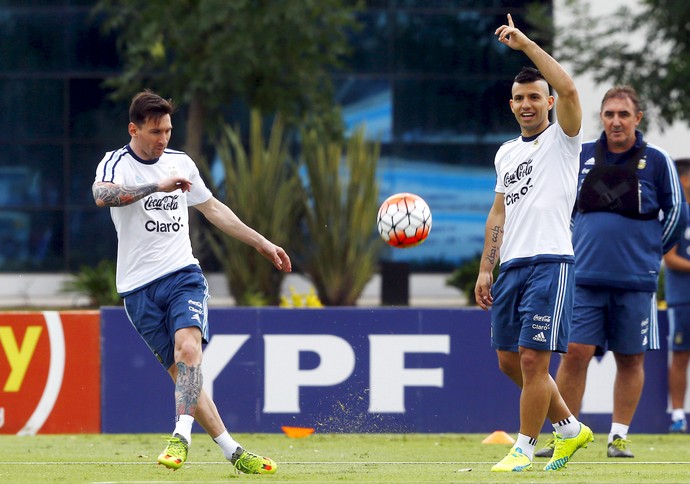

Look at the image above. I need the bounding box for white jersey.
[94,145,213,293]
[494,123,582,269]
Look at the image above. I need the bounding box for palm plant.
[203,110,303,305]
[300,126,381,305]
[62,259,121,307]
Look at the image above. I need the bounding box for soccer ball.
[376,192,432,248]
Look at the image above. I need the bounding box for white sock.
[672,408,686,421]
[515,433,537,460]
[553,415,580,439]
[609,422,629,442]
[173,414,194,444]
[213,430,241,460]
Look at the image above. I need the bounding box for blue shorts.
[668,304,690,352]
[569,286,658,355]
[123,267,210,369]
[491,262,573,353]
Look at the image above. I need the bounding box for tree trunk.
[183,95,214,270]
[184,95,206,164]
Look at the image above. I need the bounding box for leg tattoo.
[175,362,202,417]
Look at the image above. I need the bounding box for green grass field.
[2,433,690,482]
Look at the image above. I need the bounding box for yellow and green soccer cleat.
[157,434,188,470]
[544,423,594,471]
[231,447,278,475]
[491,446,533,472]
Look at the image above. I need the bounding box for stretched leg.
[172,327,204,423]
[165,331,277,475]
[157,327,204,470]
[555,342,596,417]
[534,342,595,460]
[166,367,225,438]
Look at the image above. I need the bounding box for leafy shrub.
[62,259,121,307]
[299,126,381,305]
[446,254,499,306]
[203,110,304,306]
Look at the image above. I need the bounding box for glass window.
[0,79,64,140]
[70,79,128,144]
[0,11,68,72]
[386,142,501,167]
[335,78,392,142]
[68,209,117,269]
[0,1,70,5]
[0,144,64,206]
[393,11,529,75]
[394,1,538,7]
[70,142,119,205]
[365,0,389,7]
[0,210,64,271]
[346,11,391,73]
[70,11,120,71]
[0,0,554,273]
[393,79,515,144]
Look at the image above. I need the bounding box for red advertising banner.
[0,311,100,434]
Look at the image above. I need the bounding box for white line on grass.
[4,461,690,465]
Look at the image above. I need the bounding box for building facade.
[0,0,550,273]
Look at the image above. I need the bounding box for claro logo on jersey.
[0,312,100,434]
[145,216,183,233]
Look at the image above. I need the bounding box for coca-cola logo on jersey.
[144,195,179,211]
[503,159,533,186]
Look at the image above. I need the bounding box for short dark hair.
[675,158,690,177]
[129,89,175,126]
[514,66,546,84]
[600,85,642,113]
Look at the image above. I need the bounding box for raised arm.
[92,177,192,207]
[495,13,581,137]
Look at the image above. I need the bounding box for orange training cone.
[281,426,315,438]
[482,430,516,444]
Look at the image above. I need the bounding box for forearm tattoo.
[485,224,502,266]
[93,182,158,207]
[175,362,202,417]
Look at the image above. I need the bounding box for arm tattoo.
[92,182,158,207]
[175,362,202,417]
[485,224,502,266]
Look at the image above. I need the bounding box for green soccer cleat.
[543,423,594,471]
[157,434,188,470]
[491,446,533,472]
[231,447,278,475]
[607,435,634,458]
[534,436,555,458]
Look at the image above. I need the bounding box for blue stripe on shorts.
[490,262,573,353]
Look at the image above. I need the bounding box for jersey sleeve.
[185,157,213,206]
[657,151,689,253]
[558,122,583,159]
[94,150,125,184]
[493,151,506,194]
